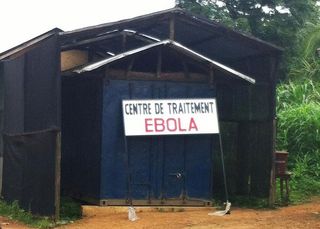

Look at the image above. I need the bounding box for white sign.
[122,98,219,136]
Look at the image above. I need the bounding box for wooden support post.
[268,57,279,207]
[182,61,189,79]
[122,33,127,52]
[285,177,290,201]
[209,66,215,89]
[125,58,135,80]
[54,131,61,220]
[269,119,277,207]
[156,48,162,78]
[169,16,175,40]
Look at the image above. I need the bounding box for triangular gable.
[60,8,282,61]
[73,39,255,84]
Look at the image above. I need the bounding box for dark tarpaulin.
[0,32,61,217]
[2,56,25,133]
[24,38,61,131]
[2,129,58,216]
[61,76,102,200]
[0,63,4,194]
[2,33,60,133]
[0,62,4,155]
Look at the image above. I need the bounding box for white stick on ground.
[208,202,231,216]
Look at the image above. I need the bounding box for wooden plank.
[55,132,61,220]
[99,198,211,206]
[182,61,190,79]
[169,15,175,40]
[269,119,277,206]
[61,50,88,71]
[209,67,214,89]
[125,58,135,80]
[122,33,127,52]
[105,69,208,82]
[156,49,162,78]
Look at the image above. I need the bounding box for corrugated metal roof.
[73,39,255,84]
[59,8,283,61]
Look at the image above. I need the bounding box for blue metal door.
[101,80,215,203]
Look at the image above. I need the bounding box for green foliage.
[289,151,320,202]
[298,24,320,59]
[277,102,320,155]
[276,81,320,158]
[0,200,54,228]
[276,80,320,109]
[229,196,269,209]
[176,0,319,46]
[276,78,320,201]
[60,197,82,221]
[0,198,82,228]
[176,0,320,80]
[288,23,320,81]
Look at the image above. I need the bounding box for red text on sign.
[145,118,198,133]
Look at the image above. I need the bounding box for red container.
[275,151,288,175]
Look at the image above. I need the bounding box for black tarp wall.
[2,130,58,216]
[0,62,4,194]
[0,32,61,217]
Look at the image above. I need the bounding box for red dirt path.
[1,198,319,229]
[62,198,320,229]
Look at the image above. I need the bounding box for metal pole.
[123,134,133,206]
[215,97,230,205]
[218,132,229,203]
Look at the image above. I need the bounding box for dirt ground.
[1,198,319,229]
[0,216,29,229]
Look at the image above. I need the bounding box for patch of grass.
[0,200,54,228]
[228,196,270,209]
[277,103,320,155]
[60,197,82,221]
[276,79,320,204]
[288,152,320,203]
[0,197,82,228]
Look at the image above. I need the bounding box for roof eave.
[0,28,63,61]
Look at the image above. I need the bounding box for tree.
[288,23,320,81]
[176,0,320,79]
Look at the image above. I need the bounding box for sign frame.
[122,98,219,136]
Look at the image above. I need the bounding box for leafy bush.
[0,198,82,228]
[288,23,320,81]
[277,80,320,110]
[0,200,54,228]
[277,102,320,156]
[289,151,320,202]
[60,197,82,221]
[276,79,320,201]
